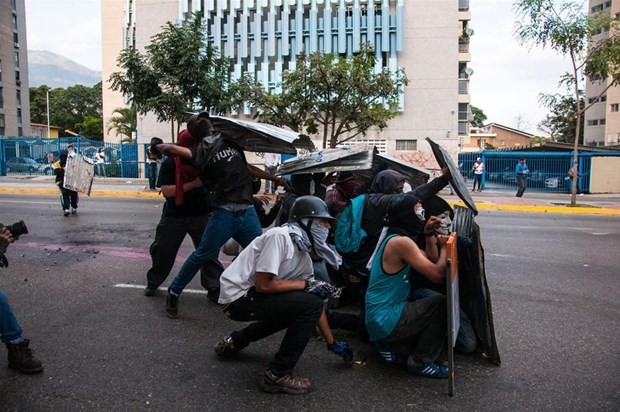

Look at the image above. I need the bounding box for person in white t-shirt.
[215,196,351,395]
[471,157,485,192]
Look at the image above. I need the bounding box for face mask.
[415,207,425,221]
[339,180,357,198]
[309,221,340,269]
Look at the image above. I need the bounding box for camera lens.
[7,220,28,237]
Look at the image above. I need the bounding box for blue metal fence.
[458,150,620,194]
[0,137,139,178]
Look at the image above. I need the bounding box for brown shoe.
[7,339,43,374]
[259,370,313,394]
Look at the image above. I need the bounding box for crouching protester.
[0,227,43,374]
[365,194,449,379]
[215,196,353,394]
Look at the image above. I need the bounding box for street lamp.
[46,89,50,138]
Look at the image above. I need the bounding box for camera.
[0,220,28,238]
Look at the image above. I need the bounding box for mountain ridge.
[28,50,102,88]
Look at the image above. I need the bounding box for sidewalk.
[1,175,619,215]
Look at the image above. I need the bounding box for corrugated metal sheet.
[210,116,299,154]
[64,155,95,195]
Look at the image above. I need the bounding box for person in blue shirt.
[515,157,529,197]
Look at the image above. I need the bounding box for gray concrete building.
[0,0,30,137]
[102,0,472,163]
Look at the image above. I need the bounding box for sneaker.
[144,287,158,296]
[166,289,179,318]
[71,207,77,215]
[214,336,241,357]
[371,341,398,364]
[63,209,70,217]
[406,361,449,379]
[259,370,313,395]
[206,287,220,304]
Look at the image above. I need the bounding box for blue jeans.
[148,162,158,189]
[169,207,262,294]
[0,290,23,345]
[411,288,477,353]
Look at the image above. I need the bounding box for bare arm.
[254,272,306,294]
[154,143,193,159]
[160,178,203,198]
[422,216,442,263]
[383,236,447,284]
[247,163,281,183]
[317,309,335,346]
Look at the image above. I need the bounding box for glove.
[328,341,354,362]
[304,277,341,300]
[148,137,164,157]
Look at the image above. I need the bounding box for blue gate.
[457,151,615,194]
[0,137,139,178]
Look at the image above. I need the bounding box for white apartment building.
[584,0,620,147]
[101,0,472,164]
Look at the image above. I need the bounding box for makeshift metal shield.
[64,155,94,195]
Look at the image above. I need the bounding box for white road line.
[0,200,52,204]
[488,253,512,258]
[113,283,207,295]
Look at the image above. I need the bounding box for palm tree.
[106,106,137,143]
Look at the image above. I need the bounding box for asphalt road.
[0,194,618,411]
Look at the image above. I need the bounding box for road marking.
[113,283,207,295]
[0,199,52,204]
[591,232,610,235]
[488,253,512,258]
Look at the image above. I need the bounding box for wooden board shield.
[64,155,95,196]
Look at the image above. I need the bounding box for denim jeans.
[147,214,223,290]
[225,288,323,376]
[169,207,262,294]
[411,288,477,353]
[473,174,482,191]
[0,290,23,345]
[148,162,158,189]
[96,163,106,177]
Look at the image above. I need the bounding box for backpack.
[334,195,368,254]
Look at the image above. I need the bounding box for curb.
[0,188,161,198]
[449,201,620,216]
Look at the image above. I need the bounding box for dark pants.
[225,288,323,376]
[382,294,447,365]
[516,176,527,197]
[146,214,223,290]
[59,187,78,210]
[473,174,482,191]
[148,163,158,189]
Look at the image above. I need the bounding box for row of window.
[588,95,607,104]
[591,1,612,13]
[587,118,607,126]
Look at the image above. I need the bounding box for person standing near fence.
[515,157,529,198]
[53,150,79,216]
[471,157,484,192]
[146,144,162,191]
[95,148,106,177]
[263,152,280,194]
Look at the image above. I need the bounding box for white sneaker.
[71,208,77,214]
[63,209,70,217]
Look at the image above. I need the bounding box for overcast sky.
[24,0,574,135]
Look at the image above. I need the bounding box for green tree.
[106,106,137,142]
[77,116,104,141]
[470,105,488,128]
[51,83,102,135]
[235,45,408,149]
[29,85,52,124]
[515,0,620,205]
[109,13,234,141]
[537,91,584,143]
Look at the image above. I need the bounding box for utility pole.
[46,90,51,138]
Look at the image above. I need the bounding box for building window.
[14,51,19,68]
[611,103,619,112]
[605,1,612,8]
[12,14,17,30]
[17,108,22,124]
[588,95,606,104]
[395,140,417,151]
[13,32,18,44]
[587,119,606,126]
[500,140,505,146]
[600,119,606,126]
[16,90,21,106]
[18,127,22,136]
[591,3,604,13]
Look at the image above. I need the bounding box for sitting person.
[214,196,351,394]
[365,194,450,379]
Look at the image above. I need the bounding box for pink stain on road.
[14,242,234,266]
